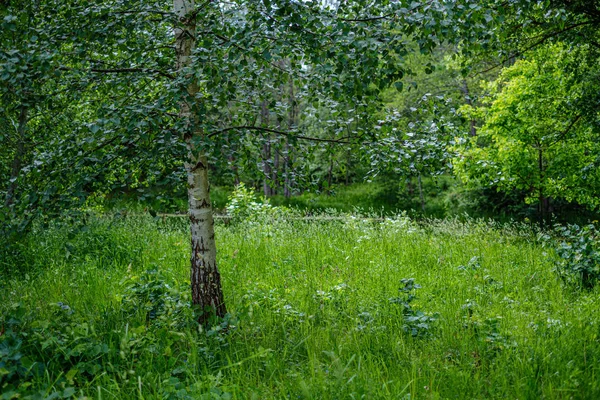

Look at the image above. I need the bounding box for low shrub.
[547,224,600,289]
[389,278,438,338]
[225,183,296,222]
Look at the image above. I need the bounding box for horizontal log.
[153,213,385,221]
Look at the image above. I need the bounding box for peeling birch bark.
[174,0,226,323]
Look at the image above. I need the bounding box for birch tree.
[164,0,460,322]
[172,0,226,321]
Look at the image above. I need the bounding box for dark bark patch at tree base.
[191,240,227,325]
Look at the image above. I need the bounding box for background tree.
[453,44,600,221]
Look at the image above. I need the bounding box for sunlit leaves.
[453,44,600,210]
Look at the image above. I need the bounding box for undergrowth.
[1,213,600,399]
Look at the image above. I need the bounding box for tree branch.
[209,125,352,144]
[476,20,597,75]
[339,12,396,22]
[110,9,174,17]
[89,67,175,80]
[338,0,433,23]
[550,114,582,146]
[58,66,174,79]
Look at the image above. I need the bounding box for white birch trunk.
[174,0,226,322]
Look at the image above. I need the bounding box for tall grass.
[1,214,599,399]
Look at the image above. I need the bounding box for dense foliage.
[1,0,599,225]
[548,223,600,289]
[454,45,600,218]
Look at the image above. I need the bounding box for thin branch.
[58,66,174,79]
[476,20,597,75]
[110,9,174,17]
[339,11,396,22]
[89,67,175,80]
[206,31,294,76]
[550,114,582,147]
[209,125,352,144]
[339,0,433,23]
[66,136,121,169]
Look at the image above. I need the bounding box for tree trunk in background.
[327,149,333,191]
[418,174,425,213]
[262,140,272,197]
[460,80,477,137]
[345,146,350,186]
[5,106,28,207]
[345,120,354,186]
[174,0,226,324]
[538,146,548,224]
[284,78,296,199]
[261,102,272,197]
[226,135,240,185]
[284,138,291,198]
[273,142,280,195]
[407,177,414,198]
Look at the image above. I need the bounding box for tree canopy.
[454,44,600,218]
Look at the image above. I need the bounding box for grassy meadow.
[1,214,600,399]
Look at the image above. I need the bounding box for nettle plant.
[120,268,195,329]
[389,278,438,338]
[548,224,600,289]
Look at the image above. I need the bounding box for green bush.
[225,183,295,222]
[269,182,395,213]
[549,224,600,289]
